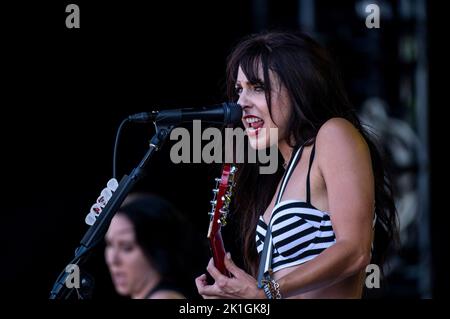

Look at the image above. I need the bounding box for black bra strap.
[276,145,304,203]
[306,143,316,204]
[145,280,184,299]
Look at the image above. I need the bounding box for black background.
[2,0,256,300]
[1,0,447,301]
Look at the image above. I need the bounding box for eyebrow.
[105,228,134,239]
[235,79,265,86]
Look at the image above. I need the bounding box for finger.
[195,274,210,299]
[207,257,228,282]
[196,278,221,298]
[195,274,220,299]
[223,252,243,277]
[197,283,235,299]
[195,274,208,288]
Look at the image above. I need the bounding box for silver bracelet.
[261,278,282,299]
[270,279,282,299]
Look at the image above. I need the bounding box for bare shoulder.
[315,117,371,170]
[316,117,369,155]
[148,290,186,299]
[316,117,364,146]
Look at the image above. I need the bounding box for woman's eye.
[234,86,242,95]
[120,243,135,252]
[254,85,264,92]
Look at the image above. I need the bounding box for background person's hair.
[117,193,196,296]
[226,30,399,276]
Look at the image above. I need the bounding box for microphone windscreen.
[224,102,242,125]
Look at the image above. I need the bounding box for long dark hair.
[226,31,398,276]
[118,193,195,295]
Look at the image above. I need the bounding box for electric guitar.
[207,164,237,277]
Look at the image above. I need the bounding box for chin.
[248,136,271,150]
[247,127,278,150]
[115,285,130,296]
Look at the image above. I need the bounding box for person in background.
[105,193,197,299]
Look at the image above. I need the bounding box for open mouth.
[112,272,127,286]
[244,115,265,135]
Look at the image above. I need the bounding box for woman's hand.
[195,253,265,299]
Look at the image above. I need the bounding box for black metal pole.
[49,125,173,299]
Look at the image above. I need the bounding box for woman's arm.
[196,118,375,299]
[278,118,375,297]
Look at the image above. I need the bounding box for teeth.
[245,117,263,124]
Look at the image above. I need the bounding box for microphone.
[128,102,242,126]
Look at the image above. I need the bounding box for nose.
[237,90,252,112]
[105,247,121,267]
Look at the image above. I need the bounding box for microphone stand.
[49,124,174,299]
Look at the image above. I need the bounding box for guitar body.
[207,163,236,277]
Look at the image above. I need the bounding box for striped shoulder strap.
[257,142,308,288]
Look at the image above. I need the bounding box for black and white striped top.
[256,142,336,273]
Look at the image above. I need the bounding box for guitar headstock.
[207,164,237,239]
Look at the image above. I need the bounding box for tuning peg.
[210,200,217,205]
[215,178,221,182]
[212,189,219,194]
[220,217,228,226]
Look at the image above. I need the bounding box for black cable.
[113,118,129,179]
[51,117,131,299]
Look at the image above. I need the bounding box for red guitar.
[207,164,237,277]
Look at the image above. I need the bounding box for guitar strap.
[256,141,308,288]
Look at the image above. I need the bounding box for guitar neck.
[209,231,230,276]
[207,163,235,277]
